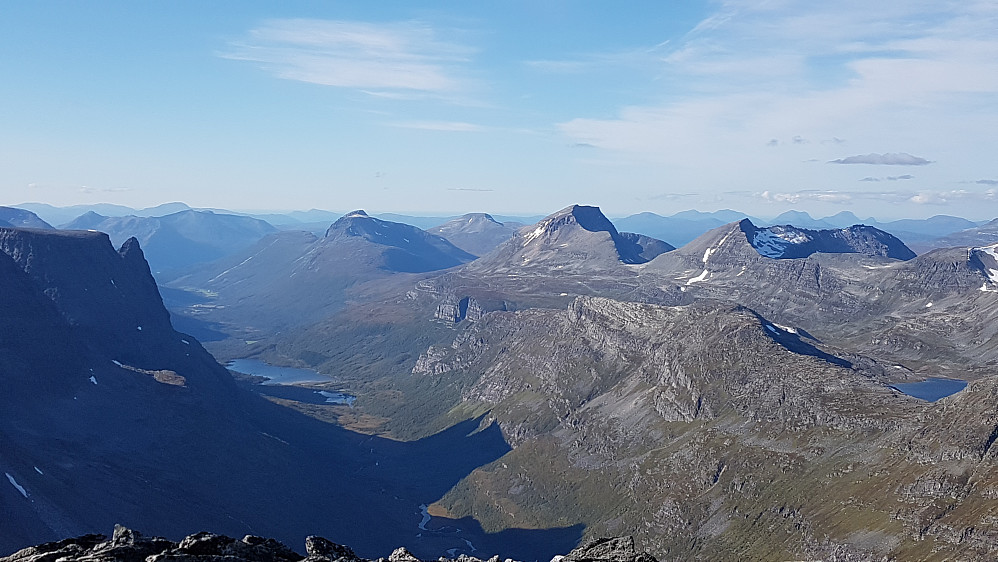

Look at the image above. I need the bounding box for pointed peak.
[118,237,145,261]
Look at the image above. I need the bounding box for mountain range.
[4,202,998,561]
[62,210,277,274]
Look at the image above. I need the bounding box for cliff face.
[0,229,175,363]
[414,296,998,561]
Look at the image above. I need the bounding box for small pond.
[891,377,968,402]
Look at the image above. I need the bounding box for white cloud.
[223,19,475,95]
[909,189,997,205]
[556,2,998,195]
[759,187,998,206]
[760,190,856,204]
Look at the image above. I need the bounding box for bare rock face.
[1,527,652,562]
[465,205,671,275]
[561,537,657,562]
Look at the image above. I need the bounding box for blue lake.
[227,358,333,385]
[891,378,968,402]
[226,358,356,405]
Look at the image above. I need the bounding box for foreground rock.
[1,526,655,562]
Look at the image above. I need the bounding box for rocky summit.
[1,526,656,562]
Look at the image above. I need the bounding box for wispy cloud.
[758,187,998,206]
[556,2,998,194]
[387,120,486,132]
[223,19,475,96]
[829,153,931,165]
[909,189,997,205]
[760,190,856,204]
[79,185,131,194]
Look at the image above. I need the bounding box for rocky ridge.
[414,296,998,560]
[1,526,654,562]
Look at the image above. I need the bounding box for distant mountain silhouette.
[0,206,53,229]
[63,209,277,274]
[427,213,517,256]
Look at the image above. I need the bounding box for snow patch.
[751,226,811,258]
[686,269,709,285]
[773,323,798,334]
[771,226,811,244]
[925,302,933,308]
[981,283,998,293]
[181,339,190,345]
[702,247,715,264]
[522,224,547,244]
[34,466,43,475]
[89,376,97,385]
[751,230,788,258]
[765,325,777,333]
[5,473,27,498]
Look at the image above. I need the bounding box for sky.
[1,1,997,221]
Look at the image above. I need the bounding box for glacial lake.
[891,377,968,402]
[226,358,356,406]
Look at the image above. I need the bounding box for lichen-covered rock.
[3,527,629,562]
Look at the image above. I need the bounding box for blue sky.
[2,1,997,220]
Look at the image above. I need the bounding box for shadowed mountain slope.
[0,226,581,561]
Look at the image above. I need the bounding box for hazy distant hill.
[0,206,53,229]
[166,211,476,335]
[15,202,195,227]
[902,217,998,251]
[63,209,277,274]
[426,213,517,256]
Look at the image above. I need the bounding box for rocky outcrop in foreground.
[1,526,656,562]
